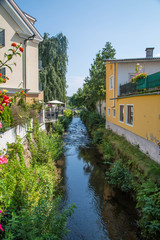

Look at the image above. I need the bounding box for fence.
[0,120,33,150]
[120,82,136,95]
[120,72,160,95]
[136,72,160,90]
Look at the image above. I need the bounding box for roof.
[1,0,43,42]
[23,12,37,24]
[105,57,160,63]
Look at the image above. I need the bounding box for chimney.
[145,48,154,58]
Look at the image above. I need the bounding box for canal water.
[59,117,138,240]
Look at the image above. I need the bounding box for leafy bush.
[136,180,160,239]
[1,199,75,240]
[102,141,115,162]
[80,110,105,132]
[10,104,29,127]
[0,106,14,132]
[106,160,133,192]
[54,120,64,135]
[0,123,74,239]
[59,109,73,130]
[92,128,104,144]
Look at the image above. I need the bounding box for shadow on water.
[58,117,139,240]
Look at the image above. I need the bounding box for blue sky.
[16,0,160,96]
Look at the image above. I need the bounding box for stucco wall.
[106,94,160,145]
[0,4,24,89]
[0,4,39,94]
[26,40,39,93]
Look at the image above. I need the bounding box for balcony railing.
[119,72,160,96]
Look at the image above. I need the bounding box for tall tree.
[70,42,116,112]
[39,33,68,102]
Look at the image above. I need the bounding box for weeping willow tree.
[39,33,68,102]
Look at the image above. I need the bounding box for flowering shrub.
[130,63,147,83]
[0,155,8,164]
[0,90,11,114]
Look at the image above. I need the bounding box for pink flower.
[0,122,2,128]
[0,210,2,214]
[0,155,8,164]
[0,224,3,231]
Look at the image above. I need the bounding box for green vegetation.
[0,106,14,132]
[0,119,75,239]
[80,110,160,240]
[69,42,116,111]
[58,109,73,130]
[39,33,68,102]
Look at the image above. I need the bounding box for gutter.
[24,34,35,99]
[111,64,115,108]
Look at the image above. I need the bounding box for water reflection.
[60,117,138,240]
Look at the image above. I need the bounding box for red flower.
[2,95,11,106]
[0,73,2,77]
[6,77,9,80]
[11,42,17,47]
[21,90,24,93]
[3,79,6,83]
[24,93,27,97]
[19,47,24,52]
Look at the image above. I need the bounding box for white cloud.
[67,75,85,96]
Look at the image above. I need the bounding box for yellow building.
[105,50,160,164]
[0,0,43,102]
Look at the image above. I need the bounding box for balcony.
[119,72,160,96]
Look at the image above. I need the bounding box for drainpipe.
[24,34,35,100]
[111,63,115,108]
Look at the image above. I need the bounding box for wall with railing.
[0,121,33,151]
[120,72,160,96]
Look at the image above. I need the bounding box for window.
[127,105,133,125]
[119,105,124,122]
[109,76,114,90]
[113,108,115,117]
[0,29,5,47]
[0,68,6,76]
[108,108,110,116]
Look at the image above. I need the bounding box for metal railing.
[119,72,160,96]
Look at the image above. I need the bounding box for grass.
[103,129,160,184]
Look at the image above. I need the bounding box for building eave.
[105,57,160,63]
[1,0,43,42]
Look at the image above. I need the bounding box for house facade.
[105,51,160,164]
[0,0,43,102]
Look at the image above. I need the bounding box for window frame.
[109,75,114,90]
[108,107,110,116]
[126,104,134,126]
[112,108,115,118]
[0,29,5,48]
[119,104,124,123]
[0,68,6,76]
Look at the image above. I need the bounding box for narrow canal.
[60,117,138,240]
